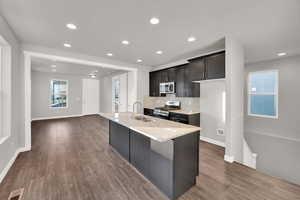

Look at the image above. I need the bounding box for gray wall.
[0,15,23,179]
[245,55,300,185]
[31,71,83,119]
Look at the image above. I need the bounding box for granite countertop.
[144,107,200,115]
[99,112,201,142]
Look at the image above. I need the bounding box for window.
[248,70,278,118]
[50,80,68,108]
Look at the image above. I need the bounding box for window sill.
[0,135,10,145]
[248,113,278,119]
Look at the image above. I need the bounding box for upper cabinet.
[149,51,225,97]
[149,71,160,97]
[204,52,225,80]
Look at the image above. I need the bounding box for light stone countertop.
[99,112,201,142]
[144,107,200,115]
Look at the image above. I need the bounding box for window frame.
[247,69,279,119]
[49,79,69,109]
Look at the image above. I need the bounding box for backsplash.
[143,95,200,112]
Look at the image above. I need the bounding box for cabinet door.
[187,58,205,81]
[144,108,153,116]
[175,66,186,97]
[160,70,168,83]
[149,71,160,96]
[184,65,200,97]
[205,52,225,80]
[109,121,130,161]
[167,68,176,82]
[130,130,151,178]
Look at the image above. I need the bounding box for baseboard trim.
[200,136,225,147]
[31,114,83,121]
[224,154,235,163]
[0,146,31,184]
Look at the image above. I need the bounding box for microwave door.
[160,83,165,93]
[165,84,169,93]
[169,84,174,93]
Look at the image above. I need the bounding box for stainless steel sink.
[134,115,152,122]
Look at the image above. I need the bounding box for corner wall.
[244,55,300,185]
[225,37,245,163]
[0,15,23,182]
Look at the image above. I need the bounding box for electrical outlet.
[216,129,225,136]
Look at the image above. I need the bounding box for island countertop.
[99,112,201,142]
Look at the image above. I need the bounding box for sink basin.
[134,115,152,122]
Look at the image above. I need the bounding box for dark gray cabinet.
[175,65,186,97]
[149,51,225,97]
[149,71,160,97]
[184,64,201,97]
[109,121,130,161]
[130,130,151,177]
[109,120,199,200]
[204,52,225,79]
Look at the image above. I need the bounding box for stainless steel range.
[153,101,181,119]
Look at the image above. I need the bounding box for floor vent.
[8,188,24,200]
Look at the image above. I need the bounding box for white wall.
[100,69,148,113]
[225,37,245,163]
[31,71,83,119]
[0,15,23,182]
[100,74,113,113]
[200,80,226,143]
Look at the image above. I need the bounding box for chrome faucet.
[133,101,142,114]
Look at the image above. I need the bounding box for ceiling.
[1,0,300,66]
[31,57,126,78]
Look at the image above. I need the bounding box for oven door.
[153,114,169,120]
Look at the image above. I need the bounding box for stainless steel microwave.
[160,82,175,94]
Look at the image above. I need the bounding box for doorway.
[82,79,99,115]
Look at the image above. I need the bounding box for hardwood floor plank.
[0,115,299,200]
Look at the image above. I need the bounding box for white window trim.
[49,79,69,109]
[247,69,279,119]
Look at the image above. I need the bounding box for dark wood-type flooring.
[1,115,300,200]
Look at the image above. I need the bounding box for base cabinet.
[130,130,151,177]
[109,121,199,200]
[109,121,130,161]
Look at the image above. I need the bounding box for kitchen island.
[99,112,201,200]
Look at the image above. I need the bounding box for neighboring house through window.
[248,70,278,118]
[50,80,68,108]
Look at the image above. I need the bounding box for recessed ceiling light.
[51,64,56,68]
[94,70,98,73]
[137,59,143,63]
[89,74,96,78]
[122,40,130,45]
[52,69,57,72]
[277,52,287,56]
[66,23,77,30]
[107,53,113,57]
[150,17,160,25]
[64,43,71,48]
[187,36,196,42]
[156,50,163,55]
